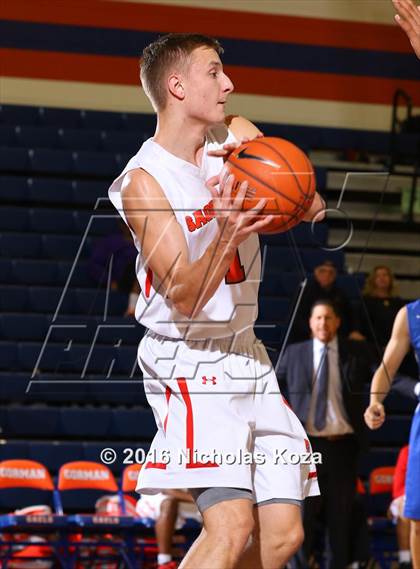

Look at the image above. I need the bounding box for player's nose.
[222,72,234,94]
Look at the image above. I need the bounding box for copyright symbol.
[100,448,117,465]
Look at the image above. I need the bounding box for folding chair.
[0,459,69,568]
[56,461,136,568]
[367,466,398,568]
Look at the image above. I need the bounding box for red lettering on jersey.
[185,200,215,232]
[185,216,197,232]
[193,209,208,229]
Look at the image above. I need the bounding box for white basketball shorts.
[136,328,320,504]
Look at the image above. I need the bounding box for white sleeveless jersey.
[108,123,261,340]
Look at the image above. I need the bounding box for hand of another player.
[206,166,273,246]
[364,402,386,430]
[207,133,264,160]
[393,0,420,58]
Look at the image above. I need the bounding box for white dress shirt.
[306,336,354,437]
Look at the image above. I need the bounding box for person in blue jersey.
[365,300,420,568]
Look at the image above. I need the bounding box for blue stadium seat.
[258,297,291,322]
[0,105,41,125]
[27,177,74,204]
[0,286,29,311]
[301,248,345,272]
[0,176,28,202]
[73,211,120,236]
[111,408,156,439]
[0,342,18,370]
[0,125,18,146]
[0,233,42,258]
[0,147,30,171]
[83,442,150,475]
[28,441,84,473]
[15,125,59,149]
[58,128,102,151]
[359,447,399,478]
[29,207,76,233]
[48,315,98,344]
[121,111,155,133]
[5,406,60,437]
[72,150,117,177]
[254,323,286,345]
[57,260,94,287]
[368,415,412,445]
[97,318,145,345]
[101,130,142,153]
[261,223,328,248]
[89,379,147,406]
[42,234,87,260]
[60,407,112,438]
[39,106,83,128]
[269,272,304,297]
[13,259,58,285]
[0,373,31,400]
[28,148,73,174]
[0,440,29,461]
[71,180,106,205]
[28,286,75,314]
[74,288,127,316]
[0,314,47,341]
[18,342,89,374]
[0,207,29,231]
[81,109,123,130]
[263,246,299,273]
[336,273,365,300]
[0,259,13,283]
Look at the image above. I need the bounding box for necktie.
[314,345,329,431]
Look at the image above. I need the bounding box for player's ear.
[168,73,185,101]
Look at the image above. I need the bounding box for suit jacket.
[277,337,372,448]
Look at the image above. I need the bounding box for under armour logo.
[202,376,217,385]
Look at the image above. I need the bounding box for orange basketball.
[227,137,316,234]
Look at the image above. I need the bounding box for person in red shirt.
[390,445,412,568]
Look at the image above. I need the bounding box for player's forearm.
[168,233,237,318]
[370,364,395,405]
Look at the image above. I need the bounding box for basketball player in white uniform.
[109,34,324,569]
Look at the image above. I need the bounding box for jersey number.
[225,250,245,285]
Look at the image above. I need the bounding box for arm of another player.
[364,306,411,429]
[121,168,271,318]
[393,0,420,58]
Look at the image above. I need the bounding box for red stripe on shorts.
[177,378,219,470]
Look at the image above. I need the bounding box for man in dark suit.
[277,299,371,569]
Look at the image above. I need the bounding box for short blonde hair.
[140,33,223,111]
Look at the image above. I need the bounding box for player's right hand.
[206,166,273,246]
[364,402,386,430]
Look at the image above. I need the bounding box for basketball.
[227,137,316,233]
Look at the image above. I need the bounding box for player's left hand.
[393,0,420,58]
[207,133,264,160]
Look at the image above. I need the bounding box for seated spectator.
[291,260,355,341]
[88,221,140,316]
[389,445,412,569]
[136,490,201,569]
[357,266,404,348]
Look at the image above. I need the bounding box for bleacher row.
[0,105,414,522]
